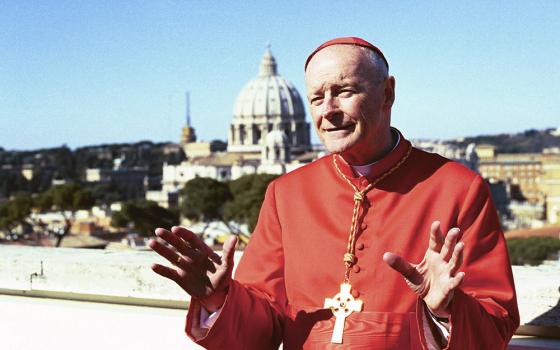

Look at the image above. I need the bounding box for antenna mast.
[185,91,191,127]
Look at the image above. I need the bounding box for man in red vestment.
[149,37,519,349]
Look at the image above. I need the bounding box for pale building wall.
[231,164,257,180]
[547,196,560,225]
[479,154,543,203]
[475,144,496,159]
[85,168,102,182]
[146,190,173,208]
[162,162,232,192]
[184,141,211,158]
[21,168,34,181]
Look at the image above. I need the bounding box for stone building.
[476,145,560,225]
[477,145,542,204]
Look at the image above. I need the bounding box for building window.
[239,125,246,144]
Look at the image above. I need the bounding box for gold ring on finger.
[176,255,183,265]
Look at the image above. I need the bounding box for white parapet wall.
[0,246,245,350]
[0,246,243,306]
[513,263,560,337]
[0,246,190,306]
[0,246,558,349]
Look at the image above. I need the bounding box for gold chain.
[333,145,412,283]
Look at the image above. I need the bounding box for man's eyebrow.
[307,82,326,95]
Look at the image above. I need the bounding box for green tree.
[111,200,179,236]
[224,174,278,232]
[0,194,33,237]
[36,184,95,246]
[53,145,77,180]
[210,139,227,152]
[0,172,29,198]
[181,177,232,222]
[89,183,123,205]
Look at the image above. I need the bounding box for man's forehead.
[304,36,388,71]
[305,46,366,81]
[307,45,363,66]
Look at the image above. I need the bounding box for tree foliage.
[0,185,95,245]
[111,200,179,237]
[224,174,278,232]
[450,128,560,154]
[0,172,29,198]
[38,183,95,212]
[181,177,232,222]
[36,184,95,246]
[507,236,560,265]
[210,139,227,152]
[0,193,33,233]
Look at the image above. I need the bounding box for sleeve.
[200,306,222,329]
[185,181,287,349]
[417,175,520,350]
[422,304,451,349]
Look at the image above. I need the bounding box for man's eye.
[338,89,354,97]
[310,96,323,105]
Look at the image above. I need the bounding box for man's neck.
[340,129,397,166]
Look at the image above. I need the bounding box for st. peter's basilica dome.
[228,47,310,154]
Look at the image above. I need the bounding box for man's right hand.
[149,226,238,313]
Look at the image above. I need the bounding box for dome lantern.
[258,46,278,77]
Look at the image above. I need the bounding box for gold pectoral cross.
[324,283,363,344]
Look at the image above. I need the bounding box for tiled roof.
[505,225,560,239]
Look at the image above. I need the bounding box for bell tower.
[181,91,197,146]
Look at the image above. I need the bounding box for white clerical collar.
[351,129,401,178]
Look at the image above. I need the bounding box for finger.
[448,242,464,275]
[448,271,465,291]
[152,264,201,296]
[155,228,200,262]
[149,239,194,271]
[428,221,444,252]
[383,252,423,285]
[440,228,461,261]
[221,235,238,268]
[151,263,181,283]
[168,227,219,272]
[172,226,221,263]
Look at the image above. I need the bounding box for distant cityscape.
[1,48,560,250]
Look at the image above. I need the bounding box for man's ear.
[384,76,396,109]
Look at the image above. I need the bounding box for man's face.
[305,45,394,165]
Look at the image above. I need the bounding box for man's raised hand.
[382,221,465,317]
[149,226,237,313]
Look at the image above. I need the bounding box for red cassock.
[186,132,519,349]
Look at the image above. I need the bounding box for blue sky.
[1,1,559,150]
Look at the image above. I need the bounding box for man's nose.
[320,96,339,120]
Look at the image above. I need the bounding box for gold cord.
[333,145,412,283]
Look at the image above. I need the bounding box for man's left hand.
[383,220,465,317]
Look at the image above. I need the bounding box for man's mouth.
[323,124,355,132]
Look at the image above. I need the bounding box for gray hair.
[358,46,389,83]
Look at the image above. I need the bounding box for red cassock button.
[353,265,361,273]
[356,243,365,250]
[352,289,360,298]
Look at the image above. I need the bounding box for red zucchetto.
[304,36,389,71]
